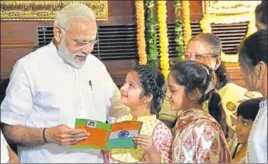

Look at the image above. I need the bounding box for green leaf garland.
[174,0,184,61]
[145,0,158,68]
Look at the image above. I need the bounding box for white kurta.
[246,99,267,163]
[0,42,117,163]
[1,130,9,163]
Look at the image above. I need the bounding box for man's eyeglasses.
[72,38,99,48]
[59,27,98,47]
[184,52,217,60]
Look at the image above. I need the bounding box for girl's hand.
[134,135,158,155]
[162,140,173,154]
[161,139,173,163]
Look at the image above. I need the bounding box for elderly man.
[0,3,128,163]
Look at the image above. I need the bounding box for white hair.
[54,3,96,30]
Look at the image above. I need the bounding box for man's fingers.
[70,137,87,145]
[60,138,76,145]
[56,132,89,145]
[57,125,89,136]
[68,128,89,135]
[60,133,89,140]
[60,136,88,145]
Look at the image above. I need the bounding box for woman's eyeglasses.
[184,52,217,60]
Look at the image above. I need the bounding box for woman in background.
[232,98,262,162]
[104,65,172,163]
[239,29,267,163]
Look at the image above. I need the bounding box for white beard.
[57,38,86,69]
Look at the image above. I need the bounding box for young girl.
[166,60,231,163]
[104,65,172,163]
[232,98,262,163]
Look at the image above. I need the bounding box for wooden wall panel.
[226,65,245,87]
[100,0,135,25]
[1,45,36,78]
[104,59,137,86]
[190,1,203,22]
[1,22,52,79]
[167,1,176,23]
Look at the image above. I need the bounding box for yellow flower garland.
[200,12,257,63]
[181,0,191,48]
[157,0,169,79]
[135,1,147,65]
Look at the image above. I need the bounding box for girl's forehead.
[238,115,250,121]
[168,74,178,86]
[126,71,141,84]
[126,71,138,80]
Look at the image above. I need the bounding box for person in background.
[0,3,128,163]
[1,130,20,163]
[238,29,267,163]
[105,65,172,163]
[232,98,262,163]
[255,0,267,30]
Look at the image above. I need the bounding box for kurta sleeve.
[152,122,173,163]
[1,60,33,125]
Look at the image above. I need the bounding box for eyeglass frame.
[184,52,218,60]
[57,26,99,48]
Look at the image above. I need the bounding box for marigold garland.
[200,12,257,63]
[181,0,191,49]
[157,0,169,79]
[135,1,147,65]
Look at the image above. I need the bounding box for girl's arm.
[150,122,173,163]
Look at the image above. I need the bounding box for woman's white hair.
[54,3,95,30]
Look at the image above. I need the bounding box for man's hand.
[45,125,89,145]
